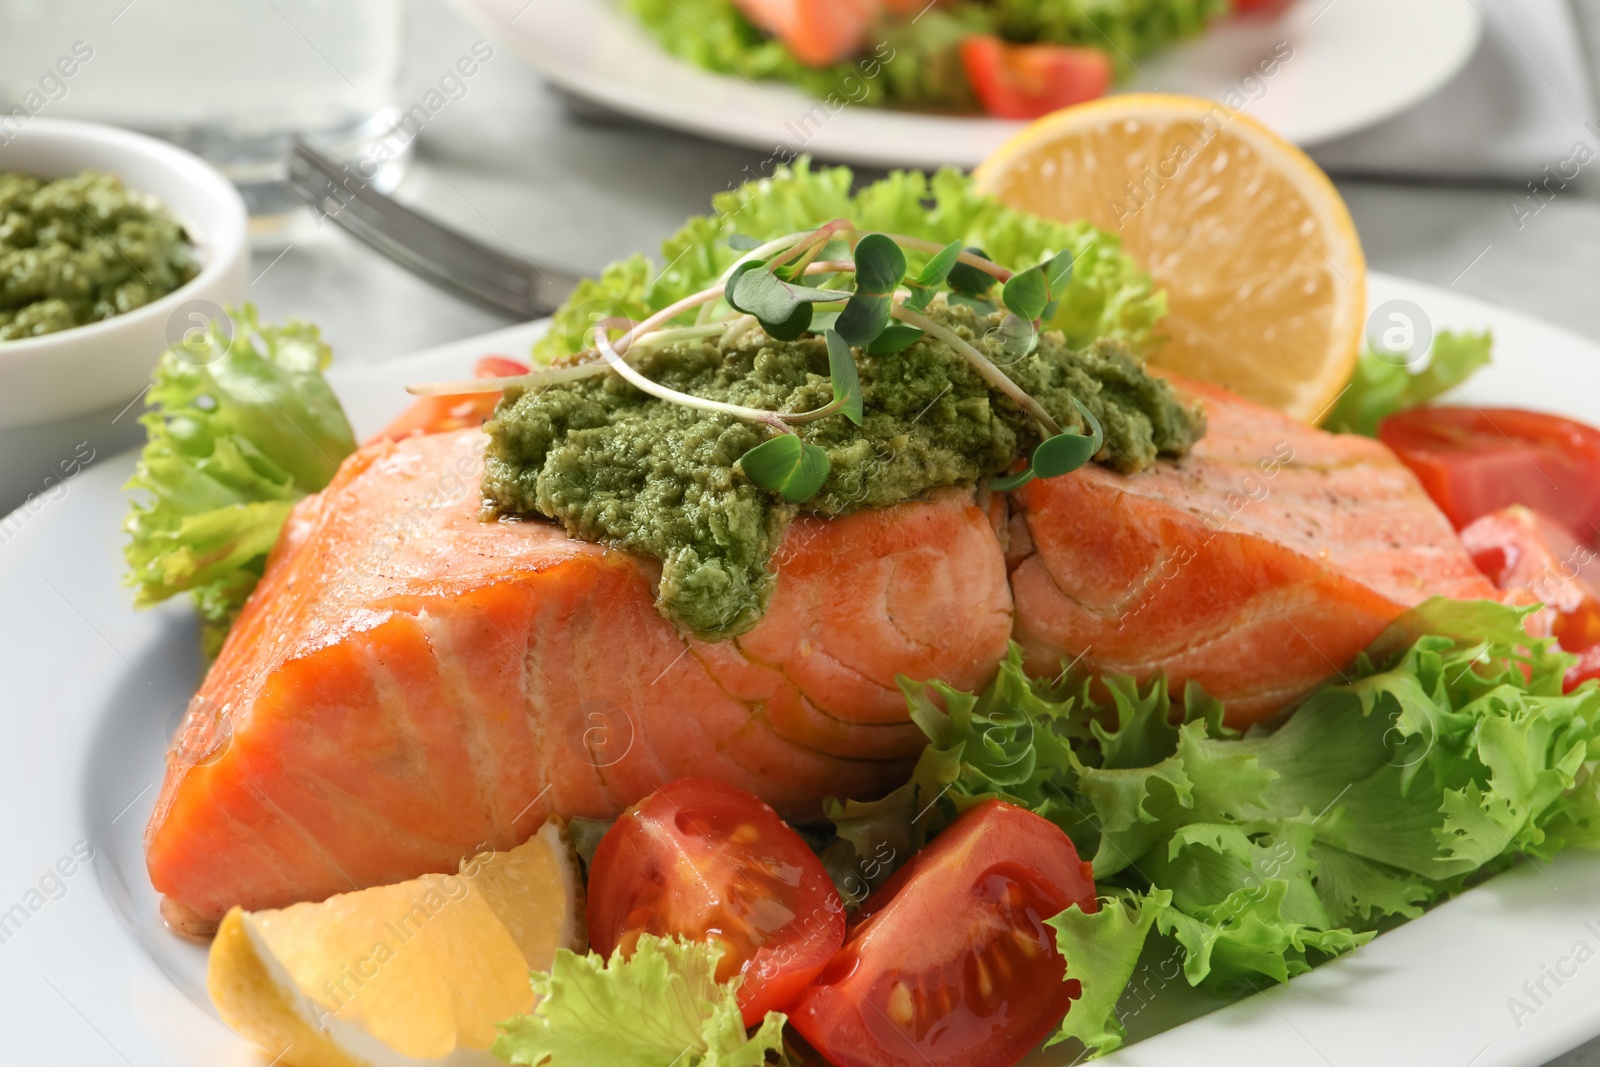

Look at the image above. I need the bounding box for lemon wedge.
[973,93,1366,423]
[207,820,584,1067]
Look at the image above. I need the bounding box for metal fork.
[286,137,582,320]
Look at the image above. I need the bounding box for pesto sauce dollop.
[484,302,1203,640]
[0,169,198,341]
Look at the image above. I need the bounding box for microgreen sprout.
[409,221,1092,504]
[740,433,831,503]
[989,398,1105,492]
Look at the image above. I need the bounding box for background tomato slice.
[789,800,1097,1067]
[1461,506,1600,652]
[369,354,528,443]
[960,35,1112,120]
[473,355,532,379]
[586,778,844,1026]
[1568,645,1600,693]
[1377,407,1600,536]
[1231,0,1293,15]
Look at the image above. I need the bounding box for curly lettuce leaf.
[534,159,1164,367]
[831,599,1600,1058]
[821,651,1098,894]
[123,305,356,654]
[1046,890,1171,1055]
[492,935,787,1067]
[1323,330,1492,436]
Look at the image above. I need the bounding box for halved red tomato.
[1461,506,1600,651]
[586,778,844,1027]
[788,799,1097,1067]
[960,35,1113,120]
[369,354,528,443]
[1568,645,1600,693]
[1377,407,1600,535]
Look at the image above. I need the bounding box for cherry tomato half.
[586,778,844,1027]
[369,354,529,443]
[1568,645,1600,693]
[1461,506,1600,652]
[1377,406,1600,535]
[788,799,1098,1067]
[960,35,1112,120]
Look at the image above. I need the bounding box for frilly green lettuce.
[492,935,788,1067]
[1323,330,1492,436]
[826,598,1600,1057]
[123,305,356,655]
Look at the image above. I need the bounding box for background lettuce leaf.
[534,160,1164,366]
[492,935,787,1067]
[623,0,1226,105]
[1322,330,1492,436]
[991,0,1228,65]
[123,305,356,655]
[827,599,1600,1058]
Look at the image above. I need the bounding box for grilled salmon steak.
[146,428,1013,926]
[1008,374,1497,724]
[148,376,1495,924]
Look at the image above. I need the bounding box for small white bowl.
[0,119,248,428]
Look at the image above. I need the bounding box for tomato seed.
[886,980,916,1026]
[975,956,995,1001]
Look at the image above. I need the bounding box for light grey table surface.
[17,0,1600,1061]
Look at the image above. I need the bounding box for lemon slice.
[973,93,1366,422]
[208,820,585,1067]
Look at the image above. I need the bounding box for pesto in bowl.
[0,168,198,342]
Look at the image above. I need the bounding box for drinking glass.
[0,0,407,230]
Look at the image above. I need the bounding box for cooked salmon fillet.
[148,375,1498,925]
[1008,373,1498,725]
[146,429,1013,923]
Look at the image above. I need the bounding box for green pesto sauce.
[484,302,1203,640]
[0,169,197,342]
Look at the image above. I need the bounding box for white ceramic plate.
[3,272,1597,1067]
[447,0,1481,168]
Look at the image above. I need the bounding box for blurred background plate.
[446,0,1481,168]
